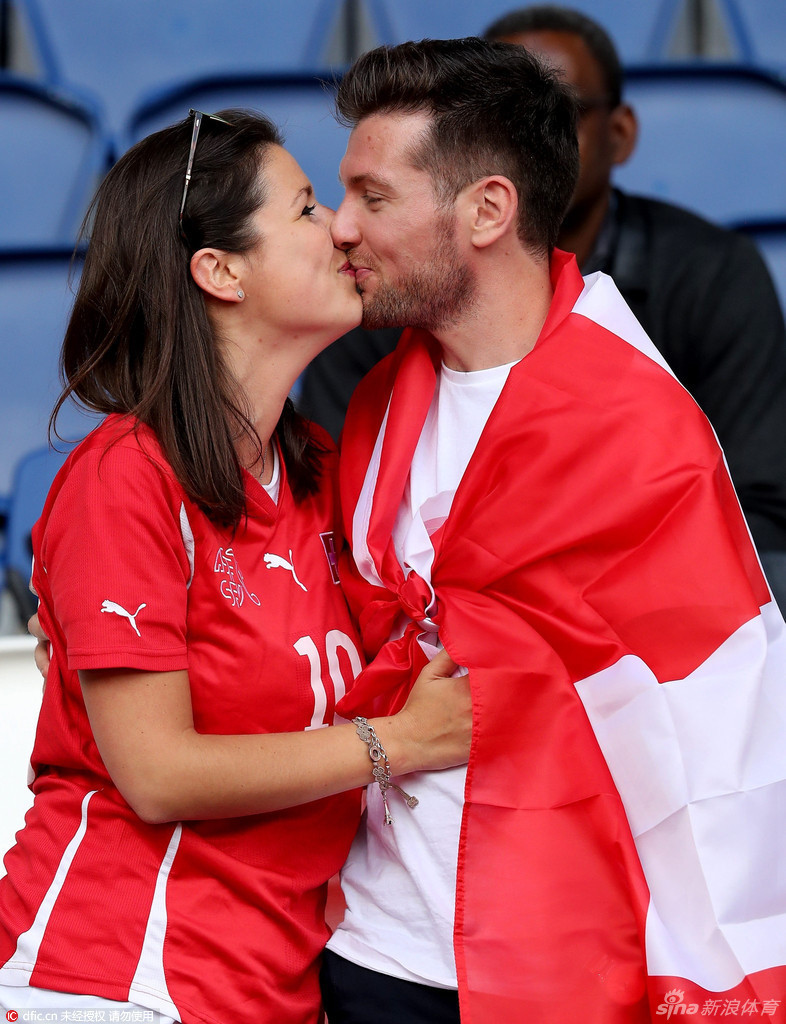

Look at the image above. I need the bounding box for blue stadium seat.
[0,74,111,248]
[364,0,683,64]
[615,66,786,225]
[2,446,69,622]
[735,220,786,317]
[126,74,350,213]
[715,0,786,77]
[18,0,340,150]
[0,250,100,498]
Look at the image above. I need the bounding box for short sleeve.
[38,438,192,672]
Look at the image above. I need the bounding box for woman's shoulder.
[69,415,175,473]
[54,415,186,515]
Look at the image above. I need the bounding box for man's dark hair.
[484,5,624,108]
[336,36,579,255]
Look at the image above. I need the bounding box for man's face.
[494,29,620,217]
[332,110,475,331]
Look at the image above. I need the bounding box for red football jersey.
[0,415,363,1024]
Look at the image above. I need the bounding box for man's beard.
[354,216,476,332]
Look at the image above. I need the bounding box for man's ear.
[609,103,638,167]
[463,175,519,249]
[190,248,245,303]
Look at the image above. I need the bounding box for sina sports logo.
[656,990,699,1017]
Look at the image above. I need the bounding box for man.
[321,36,786,1024]
[299,5,786,611]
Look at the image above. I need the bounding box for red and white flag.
[337,251,786,1022]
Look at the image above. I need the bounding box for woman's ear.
[190,248,245,303]
[462,175,519,250]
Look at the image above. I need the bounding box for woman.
[0,110,471,1024]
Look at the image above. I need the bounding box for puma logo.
[101,600,147,637]
[263,550,307,592]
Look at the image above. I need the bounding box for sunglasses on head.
[179,108,233,240]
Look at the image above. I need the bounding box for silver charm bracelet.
[352,717,419,825]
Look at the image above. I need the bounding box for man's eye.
[362,195,382,206]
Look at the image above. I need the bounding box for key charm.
[352,717,419,825]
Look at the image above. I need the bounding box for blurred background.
[1,0,786,857]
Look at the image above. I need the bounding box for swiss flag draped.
[337,252,786,1022]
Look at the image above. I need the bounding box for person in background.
[0,109,471,1024]
[298,4,786,611]
[319,36,786,1023]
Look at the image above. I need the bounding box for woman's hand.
[378,648,473,776]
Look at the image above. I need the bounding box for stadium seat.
[18,0,341,150]
[715,0,786,77]
[0,73,110,248]
[364,0,684,64]
[0,250,99,498]
[126,74,350,213]
[2,446,69,624]
[735,220,786,316]
[615,65,786,225]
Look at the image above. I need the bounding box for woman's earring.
[237,289,245,299]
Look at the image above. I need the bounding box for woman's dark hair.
[52,109,327,529]
[335,37,578,255]
[483,5,624,109]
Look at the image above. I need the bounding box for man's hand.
[28,612,50,679]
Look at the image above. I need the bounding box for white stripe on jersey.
[128,823,182,1020]
[0,791,98,984]
[179,504,194,590]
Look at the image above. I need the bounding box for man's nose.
[330,197,360,251]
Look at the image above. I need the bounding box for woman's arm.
[80,648,471,824]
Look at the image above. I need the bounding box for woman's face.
[241,145,361,351]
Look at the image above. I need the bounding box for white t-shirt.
[328,359,517,987]
[261,443,281,504]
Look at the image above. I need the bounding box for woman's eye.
[301,203,317,217]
